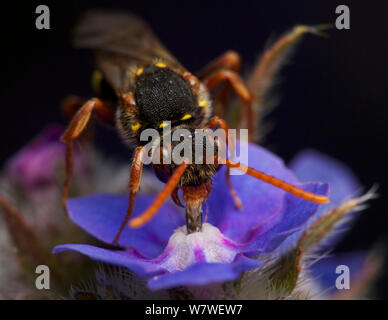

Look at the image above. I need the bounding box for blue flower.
[54,143,332,291]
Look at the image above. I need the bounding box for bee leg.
[60,98,114,208]
[113,146,146,245]
[225,170,243,209]
[202,70,254,141]
[197,51,241,121]
[206,117,242,209]
[206,116,234,157]
[61,95,99,143]
[129,161,188,229]
[61,95,87,119]
[197,50,241,78]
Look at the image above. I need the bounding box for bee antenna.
[220,157,329,204]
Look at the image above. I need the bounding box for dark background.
[1,1,387,297]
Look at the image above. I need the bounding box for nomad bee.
[61,11,329,244]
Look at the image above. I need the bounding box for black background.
[1,1,387,298]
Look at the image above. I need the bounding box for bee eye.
[180,114,192,121]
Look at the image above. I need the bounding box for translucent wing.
[74,10,183,91]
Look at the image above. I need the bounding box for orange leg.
[61,95,97,143]
[224,159,329,204]
[197,51,242,124]
[61,98,114,207]
[129,161,188,228]
[113,146,146,244]
[197,50,241,79]
[203,70,254,140]
[206,116,234,155]
[61,95,86,119]
[206,116,242,209]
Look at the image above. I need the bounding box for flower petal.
[289,150,361,248]
[66,194,184,258]
[148,254,263,290]
[289,149,360,210]
[243,182,329,253]
[6,125,65,189]
[53,244,165,276]
[53,244,263,291]
[207,143,300,242]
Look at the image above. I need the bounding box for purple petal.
[243,182,329,253]
[289,150,360,210]
[6,124,88,190]
[67,194,184,258]
[148,254,263,290]
[53,244,263,290]
[289,150,361,248]
[53,244,166,276]
[207,143,300,243]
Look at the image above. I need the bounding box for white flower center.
[159,223,238,272]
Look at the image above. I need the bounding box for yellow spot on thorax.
[155,62,167,68]
[136,68,144,76]
[131,121,141,132]
[181,114,192,121]
[199,99,208,108]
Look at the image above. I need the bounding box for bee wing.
[74,10,182,91]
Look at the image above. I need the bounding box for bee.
[61,10,329,245]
